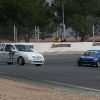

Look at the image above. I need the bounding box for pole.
[62,0,66,40]
[15,27,17,43]
[57,28,58,38]
[37,26,39,43]
[14,25,16,43]
[93,25,95,43]
[35,25,36,42]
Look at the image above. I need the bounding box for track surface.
[0,54,100,90]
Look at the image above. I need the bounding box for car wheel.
[17,57,25,65]
[35,64,41,66]
[7,62,13,65]
[78,62,82,66]
[97,61,100,67]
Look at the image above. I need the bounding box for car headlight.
[93,58,98,61]
[78,58,81,61]
[32,56,44,60]
[37,56,42,60]
[32,56,37,60]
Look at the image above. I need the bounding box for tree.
[34,0,55,39]
[0,0,54,41]
[51,0,100,42]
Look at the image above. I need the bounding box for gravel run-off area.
[0,78,100,100]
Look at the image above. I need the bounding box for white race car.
[0,43,45,66]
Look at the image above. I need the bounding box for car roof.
[86,50,100,52]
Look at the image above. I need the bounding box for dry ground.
[0,78,100,100]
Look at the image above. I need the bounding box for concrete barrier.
[17,42,100,54]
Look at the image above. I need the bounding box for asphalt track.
[0,54,100,90]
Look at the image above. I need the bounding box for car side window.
[0,44,5,51]
[5,45,15,52]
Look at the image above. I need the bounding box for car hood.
[80,56,97,59]
[19,51,43,57]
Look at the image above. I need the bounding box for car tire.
[97,61,100,67]
[7,62,13,65]
[17,57,25,65]
[35,64,41,66]
[78,62,82,66]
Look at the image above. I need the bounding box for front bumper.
[26,57,45,64]
[28,59,45,64]
[77,60,98,66]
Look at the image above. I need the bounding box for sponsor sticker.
[51,44,71,48]
[8,52,15,60]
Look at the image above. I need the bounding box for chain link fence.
[0,26,56,43]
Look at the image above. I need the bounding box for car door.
[4,44,16,62]
[0,44,5,61]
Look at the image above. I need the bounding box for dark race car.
[77,50,100,67]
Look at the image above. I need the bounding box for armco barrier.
[18,42,100,53]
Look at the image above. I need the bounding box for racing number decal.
[8,52,15,60]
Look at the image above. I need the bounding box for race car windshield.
[83,51,99,56]
[15,45,33,52]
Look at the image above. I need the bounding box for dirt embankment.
[0,78,100,100]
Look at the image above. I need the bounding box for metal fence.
[0,26,58,43]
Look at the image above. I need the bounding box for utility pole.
[62,0,66,41]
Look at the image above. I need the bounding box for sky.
[46,0,51,4]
